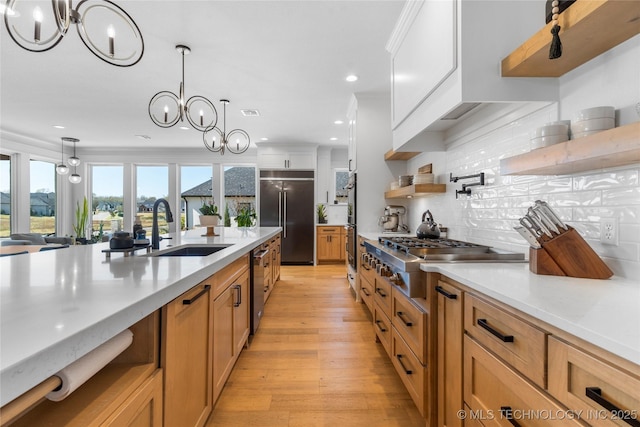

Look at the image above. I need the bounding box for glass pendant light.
[56,137,69,175]
[67,138,81,166]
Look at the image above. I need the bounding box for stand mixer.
[379,205,409,233]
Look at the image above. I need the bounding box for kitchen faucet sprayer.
[152,198,174,250]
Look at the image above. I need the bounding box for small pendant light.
[55,137,69,175]
[65,138,82,184]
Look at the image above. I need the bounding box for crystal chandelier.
[148,45,217,131]
[2,0,144,67]
[203,100,250,155]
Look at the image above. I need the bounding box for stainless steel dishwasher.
[250,245,270,335]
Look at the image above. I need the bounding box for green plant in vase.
[199,200,221,227]
[73,196,89,244]
[317,203,327,224]
[235,206,256,228]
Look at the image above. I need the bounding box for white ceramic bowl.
[531,123,569,138]
[572,130,602,139]
[531,134,569,148]
[573,106,615,121]
[571,117,615,133]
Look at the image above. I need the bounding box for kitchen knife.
[532,205,560,236]
[527,208,553,239]
[519,216,544,244]
[535,200,568,232]
[514,225,542,248]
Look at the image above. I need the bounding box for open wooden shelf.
[500,122,640,176]
[385,183,446,198]
[384,149,420,161]
[501,0,640,77]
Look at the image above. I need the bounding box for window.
[0,155,10,237]
[334,169,348,204]
[92,165,123,240]
[29,160,56,234]
[180,166,213,229]
[223,166,256,226]
[136,166,169,234]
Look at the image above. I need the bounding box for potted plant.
[224,204,231,227]
[73,197,89,244]
[317,203,327,224]
[199,200,221,227]
[235,206,256,228]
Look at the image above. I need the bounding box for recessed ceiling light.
[345,75,358,82]
[53,125,65,129]
[330,137,337,141]
[241,109,260,117]
[179,126,190,130]
[135,134,151,140]
[334,120,344,125]
[261,137,269,141]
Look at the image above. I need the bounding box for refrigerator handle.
[283,191,287,238]
[278,191,282,227]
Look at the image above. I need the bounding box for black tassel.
[549,24,562,59]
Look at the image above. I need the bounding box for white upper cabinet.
[387,0,559,152]
[347,95,357,173]
[256,144,317,170]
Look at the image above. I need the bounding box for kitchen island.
[0,227,281,408]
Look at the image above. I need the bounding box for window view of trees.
[0,154,10,238]
[180,166,214,230]
[91,165,124,242]
[223,166,256,226]
[136,166,169,233]
[29,160,56,235]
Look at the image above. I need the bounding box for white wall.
[402,35,640,278]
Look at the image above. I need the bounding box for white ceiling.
[0,0,404,154]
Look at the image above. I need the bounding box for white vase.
[199,215,219,227]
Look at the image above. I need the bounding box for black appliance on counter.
[259,170,314,264]
[345,172,357,285]
[250,245,269,335]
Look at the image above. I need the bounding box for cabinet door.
[162,283,213,427]
[233,270,250,356]
[289,152,315,169]
[273,236,281,282]
[436,281,463,427]
[258,152,288,169]
[339,229,346,261]
[102,369,163,427]
[213,287,234,402]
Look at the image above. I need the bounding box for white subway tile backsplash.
[603,187,640,206]
[573,170,639,191]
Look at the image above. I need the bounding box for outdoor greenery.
[73,197,89,240]
[317,203,327,222]
[224,204,231,227]
[235,206,256,227]
[199,200,221,217]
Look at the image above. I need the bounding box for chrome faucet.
[152,198,174,250]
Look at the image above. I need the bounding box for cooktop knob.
[389,273,403,285]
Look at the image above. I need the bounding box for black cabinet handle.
[182,284,211,305]
[375,320,386,332]
[396,354,412,375]
[233,284,241,307]
[477,318,514,342]
[396,311,413,327]
[361,288,370,297]
[586,387,640,427]
[375,288,387,298]
[500,407,521,427]
[435,285,457,299]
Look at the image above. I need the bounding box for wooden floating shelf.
[385,184,446,198]
[501,0,640,77]
[384,149,420,161]
[500,123,640,176]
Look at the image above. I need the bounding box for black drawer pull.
[361,288,370,297]
[375,320,387,332]
[396,311,413,327]
[182,285,211,305]
[396,354,412,375]
[375,288,387,298]
[435,285,457,299]
[586,387,640,427]
[477,318,514,342]
[500,407,521,427]
[233,284,241,307]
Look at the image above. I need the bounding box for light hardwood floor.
[206,265,425,427]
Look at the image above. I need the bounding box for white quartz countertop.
[0,227,281,406]
[421,263,639,366]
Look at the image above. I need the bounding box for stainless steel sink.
[151,244,233,257]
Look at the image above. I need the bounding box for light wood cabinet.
[162,282,213,427]
[270,235,281,284]
[548,337,640,427]
[359,271,374,314]
[212,258,250,403]
[102,369,163,427]
[316,226,345,263]
[436,280,463,427]
[373,302,392,357]
[391,327,426,417]
[392,287,427,365]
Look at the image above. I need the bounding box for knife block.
[529,227,613,279]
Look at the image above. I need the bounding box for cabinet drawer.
[464,335,582,427]
[374,276,392,320]
[392,328,426,417]
[359,274,374,314]
[548,337,640,427]
[392,288,427,365]
[373,303,392,357]
[317,227,341,235]
[464,293,547,388]
[212,255,249,299]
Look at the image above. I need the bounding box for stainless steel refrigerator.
[259,170,314,264]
